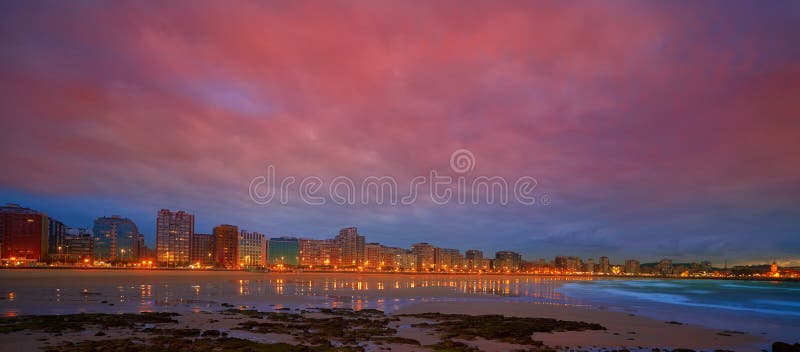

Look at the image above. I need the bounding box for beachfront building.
[267,236,298,267]
[495,251,522,271]
[411,242,435,271]
[335,227,364,268]
[92,215,141,263]
[155,209,194,267]
[624,259,640,275]
[599,256,610,274]
[213,224,238,268]
[465,249,483,271]
[239,230,266,268]
[191,233,215,267]
[299,238,335,267]
[47,218,67,258]
[0,203,49,262]
[365,242,381,269]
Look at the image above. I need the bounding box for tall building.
[379,246,407,269]
[411,242,435,271]
[624,259,640,275]
[214,224,238,268]
[495,251,522,271]
[239,231,267,268]
[584,258,596,273]
[465,250,484,271]
[554,256,568,271]
[335,227,364,267]
[299,238,339,267]
[1,204,49,262]
[599,256,610,274]
[47,217,66,257]
[434,248,462,270]
[92,215,140,263]
[656,258,673,276]
[191,233,215,266]
[155,209,194,267]
[365,242,381,269]
[267,236,298,267]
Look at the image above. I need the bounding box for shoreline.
[1,269,797,350]
[0,301,770,351]
[2,267,797,282]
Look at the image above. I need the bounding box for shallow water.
[1,270,798,343]
[558,279,800,343]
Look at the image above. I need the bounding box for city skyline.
[1,202,794,270]
[2,1,800,266]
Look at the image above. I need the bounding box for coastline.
[0,269,796,351]
[3,267,798,283]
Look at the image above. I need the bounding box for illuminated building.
[465,250,484,270]
[335,227,364,267]
[239,231,266,268]
[155,209,194,267]
[268,236,298,267]
[433,248,462,270]
[412,242,435,271]
[1,204,49,261]
[191,233,215,266]
[365,242,381,269]
[599,256,610,274]
[624,259,640,275]
[554,256,568,271]
[495,251,522,271]
[656,258,674,276]
[566,256,581,272]
[47,218,66,257]
[92,215,140,263]
[299,238,338,267]
[214,224,238,268]
[584,258,595,273]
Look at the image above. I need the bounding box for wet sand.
[0,269,775,351]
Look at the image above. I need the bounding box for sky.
[1,1,799,265]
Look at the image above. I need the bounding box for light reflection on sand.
[0,270,595,317]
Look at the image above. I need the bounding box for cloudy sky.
[2,1,799,265]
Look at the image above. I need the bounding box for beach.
[0,269,797,351]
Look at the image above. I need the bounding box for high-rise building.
[393,250,417,270]
[599,256,610,274]
[47,217,66,257]
[365,242,381,269]
[191,233,215,266]
[495,251,522,271]
[155,209,194,267]
[656,258,673,276]
[566,256,581,272]
[465,250,484,271]
[554,256,568,271]
[624,259,640,275]
[0,204,49,262]
[298,238,339,267]
[434,248,462,271]
[214,224,238,268]
[411,242,435,271]
[267,236,298,267]
[378,246,405,269]
[584,258,596,273]
[93,215,140,263]
[239,231,267,268]
[335,227,364,267]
